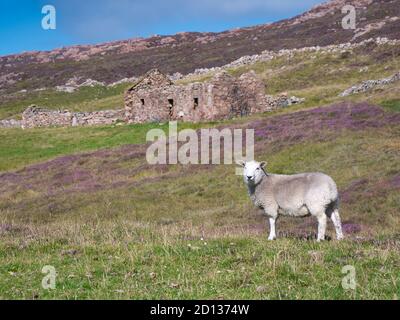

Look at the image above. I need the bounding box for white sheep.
[237,160,344,241]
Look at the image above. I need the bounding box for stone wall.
[183,37,400,80]
[21,106,124,129]
[340,71,400,96]
[0,119,22,128]
[72,110,125,126]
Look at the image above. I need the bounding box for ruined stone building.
[124,69,279,123]
[3,69,303,129]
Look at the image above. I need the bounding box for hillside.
[0,102,399,299]
[1,36,400,120]
[1,0,400,96]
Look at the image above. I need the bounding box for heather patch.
[251,102,396,145]
[1,103,399,202]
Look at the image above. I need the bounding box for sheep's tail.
[326,197,344,240]
[325,197,339,217]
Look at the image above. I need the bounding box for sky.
[0,0,324,56]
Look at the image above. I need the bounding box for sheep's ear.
[236,160,246,167]
[260,161,267,168]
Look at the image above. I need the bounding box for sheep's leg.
[268,217,277,241]
[331,209,344,240]
[317,214,327,242]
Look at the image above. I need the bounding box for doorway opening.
[168,99,174,118]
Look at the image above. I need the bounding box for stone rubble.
[264,94,305,109]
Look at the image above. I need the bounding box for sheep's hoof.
[268,237,276,241]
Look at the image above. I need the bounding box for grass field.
[0,43,399,300]
[1,234,399,299]
[0,102,399,299]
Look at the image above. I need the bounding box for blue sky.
[0,0,323,56]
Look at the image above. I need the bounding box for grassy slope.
[0,123,187,172]
[0,45,400,300]
[0,125,399,299]
[0,83,131,120]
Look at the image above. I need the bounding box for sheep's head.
[236,160,267,185]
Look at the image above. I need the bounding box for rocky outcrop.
[340,71,400,96]
[21,106,124,129]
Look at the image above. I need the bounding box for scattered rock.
[256,286,267,293]
[61,249,79,256]
[108,76,138,87]
[56,77,106,92]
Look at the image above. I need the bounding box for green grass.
[0,121,218,172]
[1,235,398,299]
[1,125,399,299]
[381,99,400,112]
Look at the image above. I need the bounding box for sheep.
[236,160,344,241]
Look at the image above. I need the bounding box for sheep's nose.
[247,176,253,180]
